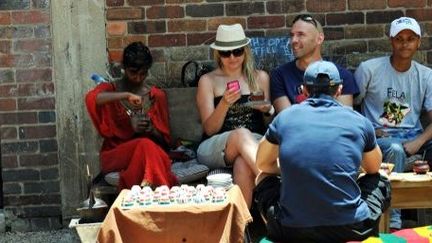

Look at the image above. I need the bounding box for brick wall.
[0,0,61,231]
[105,0,432,87]
[0,0,431,232]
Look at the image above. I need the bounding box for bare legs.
[224,128,260,208]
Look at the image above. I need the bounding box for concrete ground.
[0,229,80,243]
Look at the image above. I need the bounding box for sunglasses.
[218,48,245,58]
[293,14,318,28]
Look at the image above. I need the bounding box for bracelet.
[264,106,275,116]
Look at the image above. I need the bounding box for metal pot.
[78,165,109,223]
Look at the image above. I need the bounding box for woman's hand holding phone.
[223,80,241,106]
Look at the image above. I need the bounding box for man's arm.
[403,110,432,155]
[256,138,280,174]
[361,145,382,174]
[273,96,291,114]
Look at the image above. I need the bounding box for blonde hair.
[214,45,259,92]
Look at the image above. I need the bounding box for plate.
[243,100,271,107]
[207,173,232,182]
[403,173,431,182]
[388,172,404,181]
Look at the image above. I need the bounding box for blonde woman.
[196,24,272,207]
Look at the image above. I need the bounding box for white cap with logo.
[390,17,421,37]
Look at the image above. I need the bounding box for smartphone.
[226,80,240,91]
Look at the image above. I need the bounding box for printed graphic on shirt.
[379,99,410,127]
[295,85,307,103]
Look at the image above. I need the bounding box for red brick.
[1,155,18,169]
[366,11,404,24]
[108,50,123,63]
[306,0,346,12]
[17,97,55,110]
[123,36,147,46]
[388,0,425,8]
[0,84,17,97]
[266,0,304,14]
[20,153,58,167]
[106,0,125,7]
[168,20,206,32]
[148,34,186,47]
[19,125,56,139]
[128,0,164,6]
[14,39,51,53]
[0,54,14,67]
[327,12,364,25]
[11,11,50,24]
[247,16,285,29]
[424,23,432,36]
[187,33,215,45]
[34,52,51,67]
[0,40,11,54]
[128,21,166,34]
[208,18,246,30]
[0,112,38,124]
[345,25,385,39]
[406,9,432,21]
[0,12,11,25]
[348,0,386,10]
[323,27,344,40]
[107,21,127,36]
[106,8,143,20]
[107,37,123,49]
[16,68,52,82]
[1,127,17,139]
[18,83,54,97]
[147,6,184,19]
[166,0,202,3]
[0,98,17,111]
[150,49,165,62]
[12,54,34,68]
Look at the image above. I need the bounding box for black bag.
[181,61,212,87]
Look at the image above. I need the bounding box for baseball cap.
[304,60,342,86]
[390,17,421,37]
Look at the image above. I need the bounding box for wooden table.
[379,172,432,232]
[97,185,252,243]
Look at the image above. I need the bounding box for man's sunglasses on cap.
[293,14,318,28]
[218,48,245,58]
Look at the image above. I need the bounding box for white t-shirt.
[354,56,432,135]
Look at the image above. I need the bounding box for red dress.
[85,82,178,190]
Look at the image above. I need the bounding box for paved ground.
[0,229,80,243]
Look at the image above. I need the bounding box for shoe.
[389,228,400,233]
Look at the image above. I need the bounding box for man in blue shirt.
[271,14,358,113]
[254,61,390,242]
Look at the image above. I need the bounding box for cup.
[248,91,264,102]
[380,163,394,175]
[413,160,430,174]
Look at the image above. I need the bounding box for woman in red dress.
[85,42,178,190]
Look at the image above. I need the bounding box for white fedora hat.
[210,24,251,51]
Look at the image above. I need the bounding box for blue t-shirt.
[270,60,359,104]
[265,95,376,227]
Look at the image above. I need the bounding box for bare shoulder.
[255,70,270,84]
